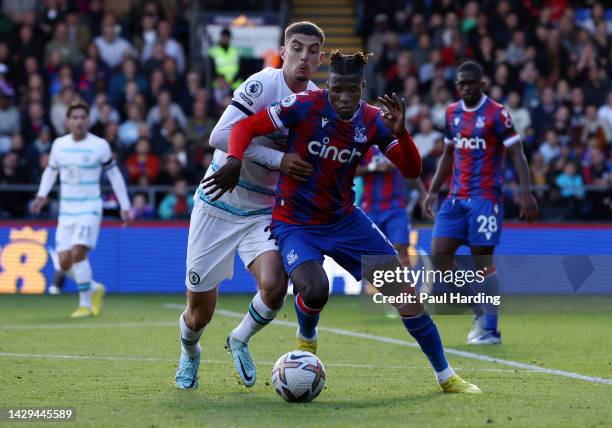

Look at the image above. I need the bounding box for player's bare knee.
[259,277,288,309]
[70,246,88,263]
[185,289,217,330]
[185,304,213,330]
[300,281,329,309]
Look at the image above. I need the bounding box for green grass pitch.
[1,294,611,427]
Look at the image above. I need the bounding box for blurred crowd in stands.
[0,0,610,221]
[359,0,612,220]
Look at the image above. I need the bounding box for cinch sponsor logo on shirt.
[308,137,362,164]
[453,134,486,150]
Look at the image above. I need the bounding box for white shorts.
[185,200,278,292]
[55,216,101,253]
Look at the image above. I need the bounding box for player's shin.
[482,266,500,332]
[231,291,280,343]
[294,293,322,340]
[73,259,93,307]
[398,306,455,383]
[179,311,204,357]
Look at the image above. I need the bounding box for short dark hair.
[457,61,483,80]
[284,21,325,45]
[329,49,370,76]
[66,100,89,117]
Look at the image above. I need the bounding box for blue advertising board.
[0,222,610,295]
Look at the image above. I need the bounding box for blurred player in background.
[31,100,131,318]
[174,22,325,389]
[356,146,411,265]
[423,61,539,345]
[206,51,480,393]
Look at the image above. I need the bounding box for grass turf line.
[1,294,611,428]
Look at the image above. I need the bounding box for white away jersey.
[200,67,318,219]
[48,133,113,219]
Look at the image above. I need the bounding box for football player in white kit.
[175,22,325,389]
[31,100,131,318]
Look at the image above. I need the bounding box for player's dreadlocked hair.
[329,50,371,76]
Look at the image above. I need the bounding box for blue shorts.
[365,208,409,246]
[271,208,397,280]
[432,197,503,246]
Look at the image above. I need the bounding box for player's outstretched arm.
[202,109,277,201]
[422,144,454,219]
[105,164,132,226]
[31,167,59,214]
[507,142,539,222]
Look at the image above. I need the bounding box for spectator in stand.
[129,193,155,220]
[582,105,607,146]
[185,100,216,147]
[539,130,562,164]
[118,102,146,149]
[597,92,612,143]
[0,151,29,217]
[49,85,75,135]
[94,14,136,70]
[156,153,184,186]
[0,84,20,154]
[583,148,610,187]
[178,70,202,116]
[556,162,586,219]
[108,57,148,109]
[77,58,104,103]
[10,133,37,172]
[125,138,160,185]
[530,152,549,187]
[531,86,557,140]
[413,117,442,159]
[90,102,119,137]
[146,89,187,129]
[141,19,185,74]
[505,91,531,138]
[158,178,193,219]
[44,21,82,66]
[168,130,189,169]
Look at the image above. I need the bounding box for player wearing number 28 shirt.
[423,61,539,346]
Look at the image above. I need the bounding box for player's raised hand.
[201,156,242,202]
[518,191,539,223]
[280,153,314,182]
[120,210,131,227]
[378,93,407,135]
[422,192,436,219]
[30,196,47,214]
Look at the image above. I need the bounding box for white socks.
[231,292,279,343]
[73,259,93,308]
[436,366,456,384]
[179,311,204,357]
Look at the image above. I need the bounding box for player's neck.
[463,94,485,110]
[283,69,308,94]
[71,132,87,142]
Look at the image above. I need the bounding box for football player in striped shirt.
[205,51,481,393]
[423,61,539,345]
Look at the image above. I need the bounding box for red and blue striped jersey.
[267,89,397,225]
[444,95,520,201]
[359,146,406,213]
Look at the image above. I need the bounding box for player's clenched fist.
[201,156,242,201]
